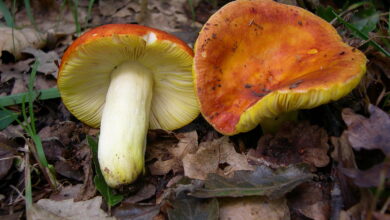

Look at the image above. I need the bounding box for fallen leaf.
[167,196,219,220]
[147,131,197,176]
[288,182,330,220]
[330,134,358,169]
[113,203,160,220]
[55,160,84,181]
[191,164,313,199]
[141,0,197,33]
[183,136,253,180]
[0,137,16,180]
[99,0,129,17]
[219,197,290,220]
[50,184,85,201]
[15,3,87,36]
[22,48,59,78]
[342,104,390,155]
[124,184,156,204]
[0,211,23,220]
[248,122,329,168]
[338,190,373,220]
[0,58,33,82]
[340,161,390,188]
[29,196,115,220]
[38,121,78,146]
[0,27,46,59]
[372,212,390,220]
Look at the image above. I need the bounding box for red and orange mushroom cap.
[193,0,367,135]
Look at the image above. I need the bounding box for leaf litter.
[1,0,390,219]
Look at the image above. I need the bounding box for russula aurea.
[58,24,199,187]
[193,0,367,135]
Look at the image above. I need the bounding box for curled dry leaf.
[248,122,329,168]
[183,136,253,180]
[0,27,46,59]
[342,104,390,156]
[219,197,290,220]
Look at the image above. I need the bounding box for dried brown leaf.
[0,137,17,180]
[219,197,290,220]
[330,134,357,169]
[124,184,156,204]
[288,182,330,220]
[0,27,46,59]
[29,196,115,220]
[340,162,390,188]
[248,122,329,168]
[147,131,197,176]
[22,48,59,78]
[183,136,253,180]
[342,104,390,155]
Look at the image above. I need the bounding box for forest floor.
[0,0,389,219]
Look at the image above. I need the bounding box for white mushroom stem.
[98,61,153,188]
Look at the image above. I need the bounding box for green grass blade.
[332,11,390,57]
[187,0,196,22]
[0,88,61,107]
[0,0,14,27]
[71,0,81,35]
[25,153,32,209]
[28,60,39,134]
[21,96,32,134]
[32,134,49,167]
[0,110,17,129]
[23,0,37,29]
[86,0,96,23]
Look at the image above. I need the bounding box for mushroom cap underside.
[58,24,199,130]
[193,0,367,135]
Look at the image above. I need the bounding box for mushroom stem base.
[98,61,153,188]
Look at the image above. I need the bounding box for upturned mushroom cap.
[193,0,367,135]
[58,24,199,130]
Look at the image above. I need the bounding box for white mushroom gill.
[98,61,153,187]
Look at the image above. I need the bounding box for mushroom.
[58,24,199,187]
[193,0,367,135]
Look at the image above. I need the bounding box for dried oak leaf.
[182,136,253,180]
[0,27,46,59]
[22,48,60,78]
[342,104,390,156]
[147,131,197,176]
[248,121,329,168]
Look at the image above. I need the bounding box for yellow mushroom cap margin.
[193,0,367,135]
[58,24,199,130]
